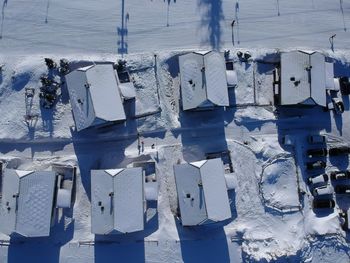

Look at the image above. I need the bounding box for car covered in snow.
[308,174,329,185]
[335,185,350,195]
[312,199,335,209]
[306,148,327,158]
[330,170,350,181]
[307,160,326,170]
[312,185,333,196]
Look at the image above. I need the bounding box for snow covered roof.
[65,64,126,131]
[91,167,144,235]
[179,51,229,110]
[280,51,329,107]
[0,169,56,237]
[173,158,231,226]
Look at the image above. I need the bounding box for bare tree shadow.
[0,0,8,39]
[117,0,128,55]
[165,0,176,27]
[198,0,224,50]
[45,0,50,24]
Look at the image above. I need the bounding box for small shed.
[179,51,229,111]
[173,158,231,226]
[65,64,126,131]
[0,169,56,237]
[91,167,144,235]
[278,51,333,107]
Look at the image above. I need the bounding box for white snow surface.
[1,0,350,262]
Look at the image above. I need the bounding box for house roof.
[91,167,144,235]
[174,158,231,226]
[179,51,229,110]
[66,64,126,131]
[0,169,56,237]
[280,51,327,107]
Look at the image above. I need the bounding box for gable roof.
[66,64,126,131]
[280,51,327,107]
[174,158,231,226]
[0,169,56,237]
[179,51,229,110]
[91,167,144,235]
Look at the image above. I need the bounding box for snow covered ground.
[0,0,349,55]
[1,0,350,262]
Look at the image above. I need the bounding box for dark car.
[339,209,349,231]
[335,185,350,195]
[312,199,335,209]
[307,148,327,158]
[308,135,326,144]
[307,160,326,170]
[340,77,350,95]
[329,146,350,156]
[330,170,350,181]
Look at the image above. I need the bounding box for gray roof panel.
[174,163,207,226]
[201,159,231,222]
[174,158,231,226]
[91,168,144,235]
[0,169,56,237]
[179,51,229,110]
[91,170,114,235]
[114,167,144,233]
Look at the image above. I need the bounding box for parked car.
[308,135,326,144]
[312,185,333,196]
[340,77,350,95]
[307,148,327,158]
[308,174,329,185]
[312,199,335,209]
[335,185,350,195]
[307,160,326,170]
[329,146,350,156]
[332,98,345,114]
[339,209,349,231]
[330,170,350,181]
